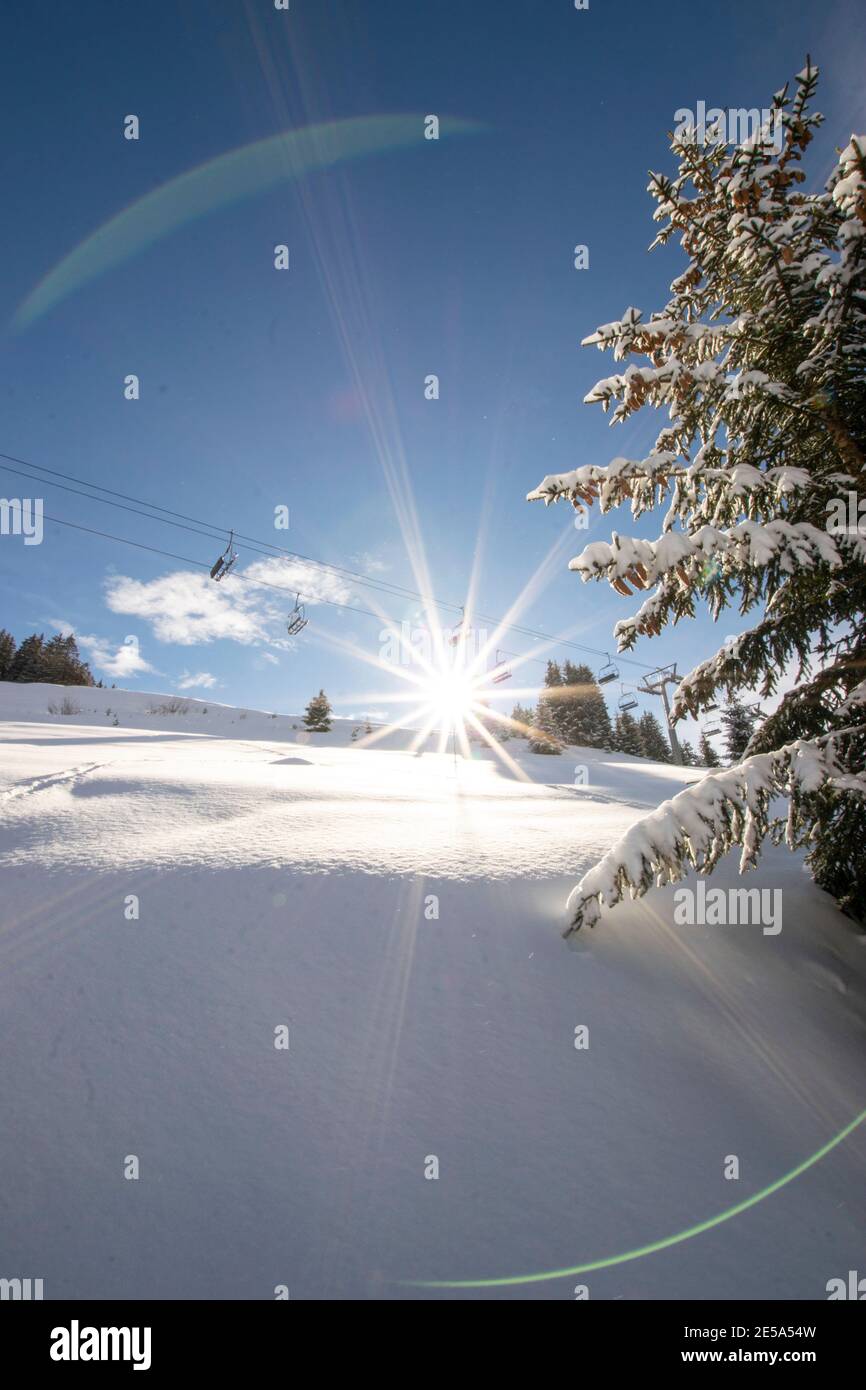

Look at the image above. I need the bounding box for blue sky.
[1,0,864,729]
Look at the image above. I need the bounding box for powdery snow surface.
[1,681,865,1300]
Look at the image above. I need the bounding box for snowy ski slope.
[1,681,864,1300]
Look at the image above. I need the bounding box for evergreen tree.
[638,710,671,762]
[8,633,46,682]
[0,629,15,679]
[1,629,94,685]
[560,660,613,747]
[720,701,754,764]
[541,661,570,743]
[613,710,644,757]
[509,703,535,737]
[530,665,564,751]
[41,633,94,687]
[678,739,698,767]
[528,64,866,930]
[303,689,332,732]
[527,724,561,754]
[698,733,722,768]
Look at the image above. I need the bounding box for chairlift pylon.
[286,592,308,637]
[209,530,238,582]
[598,654,619,685]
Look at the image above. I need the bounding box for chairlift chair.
[598,655,619,685]
[448,608,471,647]
[286,593,308,636]
[618,686,638,713]
[703,722,721,736]
[491,650,512,683]
[209,531,238,582]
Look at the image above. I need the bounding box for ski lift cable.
[38,508,624,681]
[35,517,613,687]
[34,493,657,671]
[1,449,659,668]
[4,446,658,670]
[38,514,388,624]
[0,456,433,609]
[38,509,668,690]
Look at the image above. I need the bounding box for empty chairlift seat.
[210,531,238,581]
[286,593,308,636]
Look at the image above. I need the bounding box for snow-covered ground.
[1,681,864,1300]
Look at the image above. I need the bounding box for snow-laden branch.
[562,729,864,936]
[527,454,812,517]
[570,519,843,593]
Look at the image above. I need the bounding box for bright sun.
[424,666,478,722]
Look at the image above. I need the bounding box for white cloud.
[177,671,217,691]
[78,633,155,679]
[104,572,269,646]
[352,551,390,576]
[48,620,155,679]
[242,557,353,606]
[104,561,352,648]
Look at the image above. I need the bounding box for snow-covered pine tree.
[698,732,722,768]
[527,63,866,932]
[720,700,754,763]
[0,629,15,679]
[528,727,561,754]
[613,709,644,757]
[303,689,332,732]
[509,702,535,733]
[678,738,698,766]
[638,710,671,761]
[560,660,614,747]
[544,660,570,742]
[529,671,562,753]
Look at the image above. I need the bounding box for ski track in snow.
[0,761,109,802]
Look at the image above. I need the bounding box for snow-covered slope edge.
[0,679,386,743]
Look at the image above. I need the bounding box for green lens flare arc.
[405,1106,866,1289]
[14,114,486,331]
